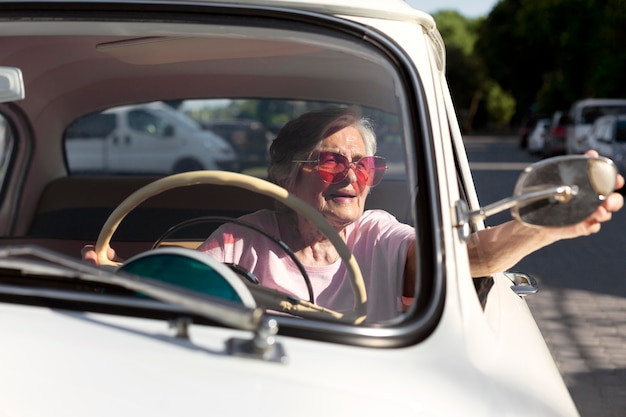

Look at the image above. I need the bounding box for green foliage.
[476,0,626,123]
[485,82,516,127]
[434,10,511,130]
[435,10,478,56]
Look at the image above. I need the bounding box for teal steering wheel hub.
[119,247,256,308]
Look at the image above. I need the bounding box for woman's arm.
[468,177,624,277]
[404,150,624,286]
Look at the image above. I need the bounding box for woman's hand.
[81,244,120,265]
[554,149,624,239]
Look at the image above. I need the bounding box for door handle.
[504,271,539,297]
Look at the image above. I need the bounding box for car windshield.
[581,105,626,124]
[0,8,435,339]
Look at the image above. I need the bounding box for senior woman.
[83,106,624,322]
[198,107,412,321]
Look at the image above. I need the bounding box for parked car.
[518,117,537,149]
[527,117,550,155]
[585,114,626,175]
[201,119,274,170]
[0,1,603,416]
[543,110,568,157]
[65,102,238,174]
[565,98,626,154]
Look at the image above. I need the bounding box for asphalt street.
[465,134,626,417]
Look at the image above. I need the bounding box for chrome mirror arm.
[467,185,578,223]
[456,155,614,234]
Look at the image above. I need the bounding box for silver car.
[565,98,626,154]
[586,113,626,175]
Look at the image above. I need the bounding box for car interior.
[0,7,431,328]
[0,21,415,233]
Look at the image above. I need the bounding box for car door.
[439,75,578,412]
[64,113,115,173]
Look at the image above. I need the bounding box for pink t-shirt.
[197,209,414,322]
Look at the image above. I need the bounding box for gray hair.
[268,106,377,190]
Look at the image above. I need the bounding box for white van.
[565,98,626,154]
[65,102,238,174]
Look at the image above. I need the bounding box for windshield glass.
[1,12,431,336]
[65,99,406,180]
[60,98,415,324]
[581,105,626,124]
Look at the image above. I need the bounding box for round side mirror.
[512,155,617,227]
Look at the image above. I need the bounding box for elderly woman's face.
[292,125,369,229]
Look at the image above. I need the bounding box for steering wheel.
[94,170,367,324]
[152,215,316,304]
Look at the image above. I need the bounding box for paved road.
[465,135,626,417]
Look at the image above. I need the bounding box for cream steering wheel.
[95,170,367,324]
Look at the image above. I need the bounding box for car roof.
[571,98,626,108]
[222,0,430,18]
[0,0,434,23]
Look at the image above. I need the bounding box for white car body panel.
[0,290,573,417]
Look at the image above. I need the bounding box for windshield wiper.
[0,245,290,362]
[0,245,265,331]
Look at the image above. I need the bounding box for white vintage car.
[64,101,239,174]
[0,0,613,415]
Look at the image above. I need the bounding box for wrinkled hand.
[556,150,624,239]
[81,244,119,265]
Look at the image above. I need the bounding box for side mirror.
[459,155,617,228]
[511,155,616,226]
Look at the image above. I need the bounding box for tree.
[476,0,626,123]
[434,10,513,130]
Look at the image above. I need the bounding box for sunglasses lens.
[355,156,387,186]
[317,152,350,183]
[316,152,387,186]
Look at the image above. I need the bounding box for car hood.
[0,302,574,417]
